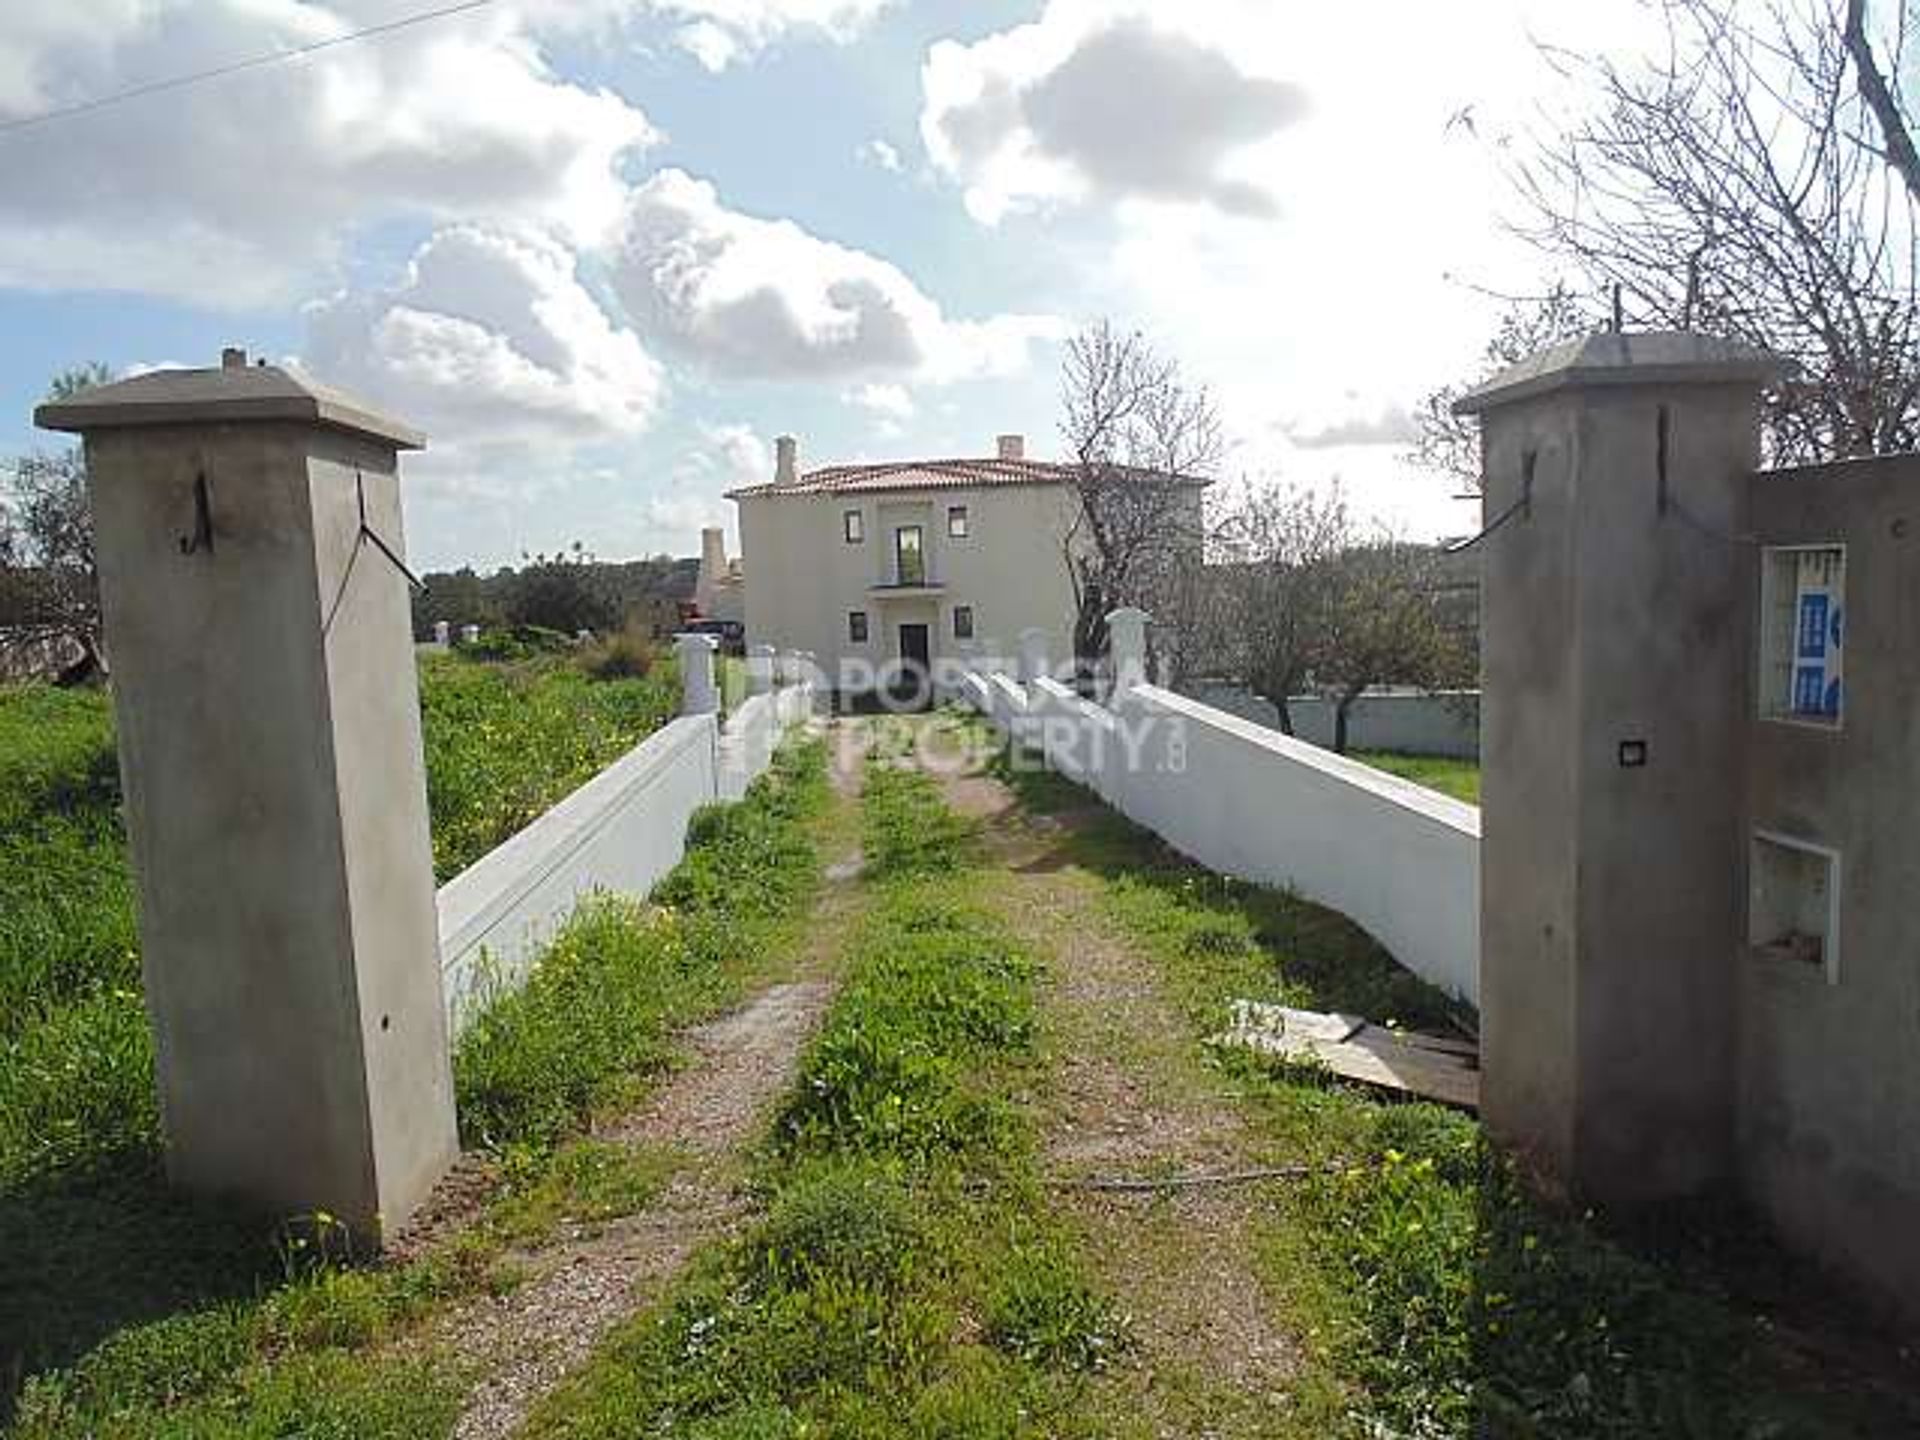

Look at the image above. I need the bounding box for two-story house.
[728,433,1205,706]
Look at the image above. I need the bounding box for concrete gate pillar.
[37,352,457,1241]
[1454,332,1780,1206]
[676,633,720,715]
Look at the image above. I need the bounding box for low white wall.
[437,683,813,1035]
[1179,683,1481,760]
[1288,690,1479,760]
[965,675,1481,1005]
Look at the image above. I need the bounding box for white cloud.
[302,225,663,456]
[604,168,1063,382]
[515,0,896,69]
[858,138,904,173]
[846,382,915,420]
[915,0,1655,542]
[922,3,1304,223]
[618,421,769,552]
[656,0,894,69]
[1290,403,1420,450]
[0,2,657,306]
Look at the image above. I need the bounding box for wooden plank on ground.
[1219,1002,1480,1111]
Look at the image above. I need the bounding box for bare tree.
[1,365,113,681]
[1844,0,1920,202]
[1412,286,1598,496]
[1506,0,1920,462]
[1314,541,1475,754]
[1208,479,1355,733]
[1059,321,1224,677]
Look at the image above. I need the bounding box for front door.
[895,622,932,710]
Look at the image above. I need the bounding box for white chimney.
[996,433,1025,461]
[775,434,799,484]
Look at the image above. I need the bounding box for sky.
[0,0,1648,572]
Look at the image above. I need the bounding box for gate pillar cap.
[1453,331,1787,417]
[36,357,425,451]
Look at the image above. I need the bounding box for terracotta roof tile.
[726,455,1206,499]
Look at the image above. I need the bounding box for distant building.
[728,433,1204,704]
[692,526,744,626]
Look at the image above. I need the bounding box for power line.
[0,0,498,139]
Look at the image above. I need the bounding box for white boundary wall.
[979,674,1481,1004]
[1180,683,1481,760]
[437,680,814,1034]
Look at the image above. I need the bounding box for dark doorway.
[895,622,932,710]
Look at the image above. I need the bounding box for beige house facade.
[733,433,1174,702]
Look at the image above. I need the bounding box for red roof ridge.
[727,452,1205,500]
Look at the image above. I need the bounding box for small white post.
[747,643,776,696]
[433,620,450,646]
[676,633,720,715]
[1107,607,1150,697]
[1017,627,1050,685]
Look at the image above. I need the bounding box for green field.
[1353,750,1481,805]
[0,644,678,1198]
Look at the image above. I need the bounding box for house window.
[843,509,864,544]
[848,610,869,643]
[895,524,925,585]
[952,605,975,640]
[948,505,969,539]
[1759,545,1844,726]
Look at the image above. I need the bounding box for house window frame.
[947,504,969,539]
[952,605,975,640]
[894,523,926,585]
[843,509,864,544]
[848,610,869,644]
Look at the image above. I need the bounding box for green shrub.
[576,621,661,681]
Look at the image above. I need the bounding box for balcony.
[868,577,946,599]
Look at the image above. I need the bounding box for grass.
[0,650,681,1186]
[3,737,831,1436]
[523,760,1128,1438]
[420,649,680,881]
[1352,749,1481,805]
[454,741,828,1156]
[982,727,1916,1438]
